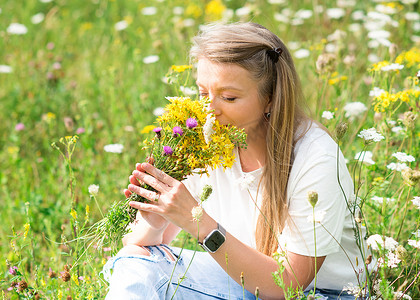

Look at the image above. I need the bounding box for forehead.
[196,59,256,89]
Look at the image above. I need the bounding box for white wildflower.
[386,252,401,268]
[142,7,157,16]
[294,49,310,58]
[417,70,420,77]
[114,20,128,31]
[369,87,386,97]
[88,184,100,196]
[326,8,346,19]
[392,152,415,163]
[143,55,159,64]
[180,86,197,96]
[31,13,45,24]
[407,239,420,249]
[391,126,403,133]
[274,12,289,23]
[371,196,395,204]
[355,151,375,165]
[203,114,216,144]
[351,10,365,21]
[182,18,195,27]
[358,128,385,143]
[307,210,326,223]
[384,237,399,251]
[236,6,251,17]
[236,174,255,190]
[191,205,203,222]
[411,196,420,209]
[405,12,420,21]
[153,107,165,116]
[40,0,53,2]
[173,6,184,15]
[7,23,28,35]
[342,282,362,296]
[394,291,412,300]
[368,53,380,63]
[294,9,313,20]
[343,102,367,119]
[321,111,334,120]
[381,63,404,71]
[0,65,12,73]
[387,162,408,172]
[268,0,286,4]
[104,143,124,153]
[337,0,356,8]
[413,230,420,238]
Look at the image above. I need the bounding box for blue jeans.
[103,245,353,299]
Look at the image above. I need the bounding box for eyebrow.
[196,81,243,92]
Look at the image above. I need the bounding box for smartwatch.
[199,223,226,253]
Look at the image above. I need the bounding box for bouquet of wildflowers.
[91,96,246,248]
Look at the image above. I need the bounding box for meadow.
[1,0,419,299]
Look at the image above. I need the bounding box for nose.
[207,93,221,116]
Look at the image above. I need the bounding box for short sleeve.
[279,131,354,257]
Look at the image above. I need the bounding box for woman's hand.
[127,163,199,235]
[125,163,169,231]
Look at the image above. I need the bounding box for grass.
[1,0,419,299]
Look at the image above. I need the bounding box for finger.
[132,170,169,192]
[129,200,162,214]
[129,174,142,186]
[136,162,145,172]
[141,163,176,187]
[128,184,160,202]
[124,189,132,198]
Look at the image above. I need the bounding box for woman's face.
[196,58,269,136]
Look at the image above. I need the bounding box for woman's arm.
[128,163,325,299]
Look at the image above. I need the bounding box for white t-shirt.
[183,124,368,291]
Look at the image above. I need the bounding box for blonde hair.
[190,22,310,256]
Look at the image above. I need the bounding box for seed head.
[335,122,348,141]
[17,280,28,292]
[307,190,318,207]
[396,245,408,262]
[60,271,71,282]
[365,254,372,265]
[402,111,417,129]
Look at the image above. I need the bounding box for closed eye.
[222,97,236,101]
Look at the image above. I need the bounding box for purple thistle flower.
[76,127,85,134]
[153,127,162,139]
[15,123,25,131]
[172,126,183,137]
[186,118,198,129]
[163,146,173,156]
[9,266,18,275]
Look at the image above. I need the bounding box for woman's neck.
[238,139,266,173]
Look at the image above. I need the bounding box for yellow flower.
[80,22,93,31]
[58,290,63,300]
[141,125,156,134]
[369,60,390,72]
[171,65,192,73]
[123,16,133,25]
[205,0,226,21]
[72,274,79,286]
[7,146,19,155]
[41,278,46,287]
[395,47,420,68]
[23,223,30,240]
[70,208,77,220]
[186,3,203,18]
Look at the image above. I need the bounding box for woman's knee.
[117,244,151,256]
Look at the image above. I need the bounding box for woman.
[103,22,368,299]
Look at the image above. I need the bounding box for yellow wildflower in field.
[43,112,56,123]
[369,61,390,72]
[328,73,348,85]
[171,65,192,73]
[205,0,226,21]
[70,208,77,220]
[395,47,420,68]
[373,89,420,112]
[58,290,63,300]
[80,22,93,31]
[23,223,30,240]
[7,146,19,155]
[72,274,79,286]
[186,3,203,18]
[141,125,156,134]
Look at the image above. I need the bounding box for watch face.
[204,230,225,252]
